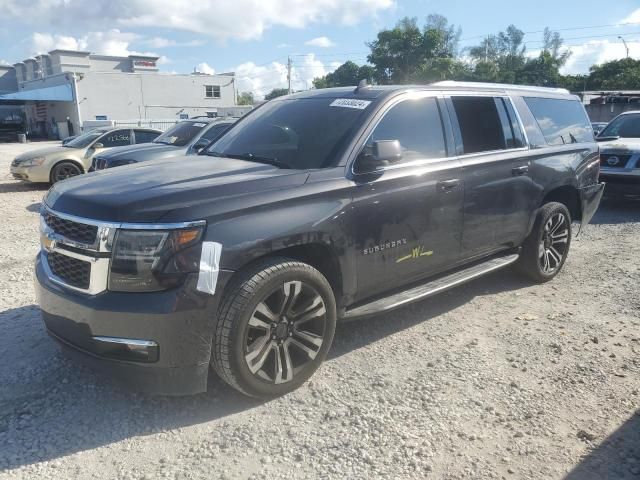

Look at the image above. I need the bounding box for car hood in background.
[94,142,182,161]
[44,156,310,223]
[15,145,80,161]
[598,137,640,153]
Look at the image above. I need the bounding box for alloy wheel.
[538,212,569,274]
[53,164,81,182]
[244,280,327,384]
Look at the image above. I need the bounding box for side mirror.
[355,140,402,173]
[193,138,210,152]
[93,142,104,149]
[595,135,619,142]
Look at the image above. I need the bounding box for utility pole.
[618,36,630,59]
[287,56,292,94]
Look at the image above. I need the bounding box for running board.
[343,253,520,319]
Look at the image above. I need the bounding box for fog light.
[92,336,159,363]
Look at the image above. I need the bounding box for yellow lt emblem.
[396,245,433,263]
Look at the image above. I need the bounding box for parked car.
[36,82,603,398]
[61,135,78,145]
[10,127,161,184]
[591,122,609,136]
[89,118,235,171]
[596,111,640,187]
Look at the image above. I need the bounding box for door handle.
[437,179,460,191]
[512,165,529,176]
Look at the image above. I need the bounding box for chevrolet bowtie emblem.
[41,233,56,252]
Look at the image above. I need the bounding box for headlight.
[21,156,46,167]
[108,225,204,292]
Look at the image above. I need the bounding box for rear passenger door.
[446,95,536,259]
[351,95,464,300]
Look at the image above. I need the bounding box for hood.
[598,137,640,153]
[15,145,76,161]
[95,142,181,161]
[45,155,309,223]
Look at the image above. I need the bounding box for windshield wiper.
[206,152,292,169]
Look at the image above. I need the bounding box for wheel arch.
[541,185,582,222]
[49,159,85,182]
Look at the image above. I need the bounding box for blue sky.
[1,0,639,97]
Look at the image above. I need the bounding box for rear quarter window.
[524,97,593,145]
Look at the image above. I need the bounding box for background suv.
[89,118,236,171]
[10,127,161,183]
[597,111,640,188]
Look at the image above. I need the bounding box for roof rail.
[432,81,570,94]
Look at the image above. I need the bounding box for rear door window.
[100,129,131,147]
[523,97,593,145]
[134,130,160,144]
[366,97,446,162]
[449,96,507,154]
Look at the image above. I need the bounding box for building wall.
[585,103,640,122]
[76,72,237,122]
[0,67,17,93]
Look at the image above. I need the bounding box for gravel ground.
[0,141,639,480]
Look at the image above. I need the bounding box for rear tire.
[50,161,82,184]
[516,202,572,283]
[211,257,336,398]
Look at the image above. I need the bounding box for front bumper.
[599,169,640,185]
[36,253,233,395]
[10,163,50,183]
[579,182,605,229]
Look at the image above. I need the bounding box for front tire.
[50,161,82,184]
[211,258,336,398]
[516,202,572,283]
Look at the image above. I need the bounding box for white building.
[0,50,248,139]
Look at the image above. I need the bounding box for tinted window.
[100,130,131,147]
[134,130,160,144]
[366,97,446,161]
[599,113,640,138]
[200,123,231,142]
[64,130,105,148]
[206,98,370,169]
[524,97,593,145]
[154,121,208,147]
[451,96,506,154]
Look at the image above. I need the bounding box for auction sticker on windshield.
[330,98,371,109]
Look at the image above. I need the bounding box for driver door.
[350,95,464,301]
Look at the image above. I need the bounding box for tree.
[468,25,526,83]
[585,58,640,90]
[312,61,376,89]
[237,91,254,105]
[366,16,464,84]
[264,88,289,100]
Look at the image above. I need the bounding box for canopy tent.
[0,83,73,102]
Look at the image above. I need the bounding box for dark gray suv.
[37,81,603,398]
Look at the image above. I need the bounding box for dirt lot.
[0,141,638,480]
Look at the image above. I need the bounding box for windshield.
[205,98,371,169]
[154,121,209,147]
[599,114,640,138]
[64,130,105,148]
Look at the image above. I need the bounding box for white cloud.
[2,0,393,41]
[233,53,340,99]
[305,36,335,48]
[561,39,640,75]
[195,62,216,75]
[0,59,10,66]
[30,29,159,58]
[620,8,640,25]
[142,37,205,48]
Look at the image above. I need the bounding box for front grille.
[91,156,108,171]
[600,154,631,168]
[44,212,98,244]
[47,252,91,289]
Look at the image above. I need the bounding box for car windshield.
[599,114,640,138]
[64,130,106,148]
[204,97,372,169]
[154,121,210,147]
